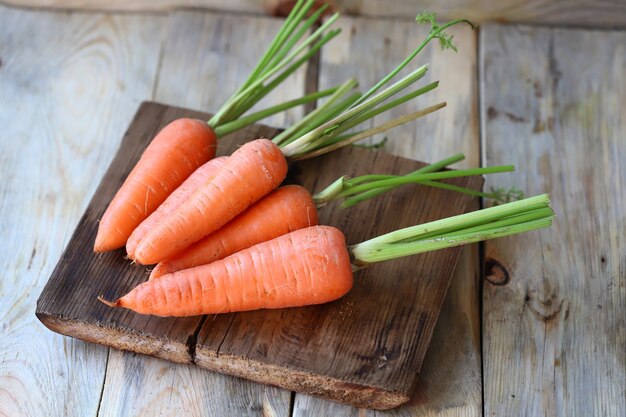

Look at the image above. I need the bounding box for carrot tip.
[98,295,120,308]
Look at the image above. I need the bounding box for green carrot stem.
[283,93,362,145]
[217,0,312,117]
[427,207,554,240]
[340,154,470,207]
[272,79,358,146]
[263,4,328,72]
[347,153,465,186]
[337,165,515,197]
[209,12,340,128]
[312,176,347,207]
[358,194,550,248]
[281,64,430,155]
[313,153,471,207]
[287,102,446,160]
[351,216,552,264]
[398,207,552,243]
[210,13,341,127]
[212,88,338,137]
[351,195,553,264]
[222,28,341,123]
[308,81,440,146]
[239,0,309,90]
[341,180,493,209]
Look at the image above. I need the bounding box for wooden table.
[0,3,624,416]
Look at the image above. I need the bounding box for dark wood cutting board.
[36,102,482,410]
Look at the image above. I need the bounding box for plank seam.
[303,21,321,115]
[0,0,166,16]
[288,391,296,417]
[186,315,208,365]
[477,24,487,417]
[95,348,111,417]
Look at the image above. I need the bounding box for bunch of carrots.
[96,5,555,317]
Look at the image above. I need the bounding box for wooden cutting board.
[36,102,482,410]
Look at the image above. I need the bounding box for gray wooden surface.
[0,2,624,416]
[4,0,626,28]
[480,24,626,417]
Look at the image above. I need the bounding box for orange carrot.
[94,0,343,253]
[126,156,228,260]
[100,226,352,316]
[100,195,554,317]
[95,118,216,252]
[149,185,318,279]
[134,139,288,265]
[147,155,515,277]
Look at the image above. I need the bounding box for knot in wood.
[484,258,510,286]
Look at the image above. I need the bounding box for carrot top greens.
[312,153,518,208]
[209,0,341,137]
[270,12,475,160]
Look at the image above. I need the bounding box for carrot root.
[125,156,228,260]
[148,185,319,279]
[97,295,121,308]
[95,118,217,253]
[108,226,353,316]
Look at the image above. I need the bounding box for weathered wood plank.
[481,24,626,417]
[5,0,626,28]
[290,15,482,416]
[0,6,164,417]
[153,10,308,129]
[98,347,291,416]
[97,11,307,417]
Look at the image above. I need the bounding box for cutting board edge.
[35,311,193,364]
[195,349,410,410]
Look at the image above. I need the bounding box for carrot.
[100,226,352,316]
[149,155,515,279]
[95,119,217,252]
[126,156,228,260]
[134,139,288,265]
[95,0,342,252]
[127,13,475,263]
[100,195,554,316]
[149,185,318,279]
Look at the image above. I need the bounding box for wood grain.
[481,24,626,416]
[0,6,164,417]
[96,11,308,417]
[36,101,481,410]
[291,15,482,416]
[97,353,291,417]
[4,0,626,28]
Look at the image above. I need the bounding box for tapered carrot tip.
[98,295,121,308]
[94,118,217,253]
